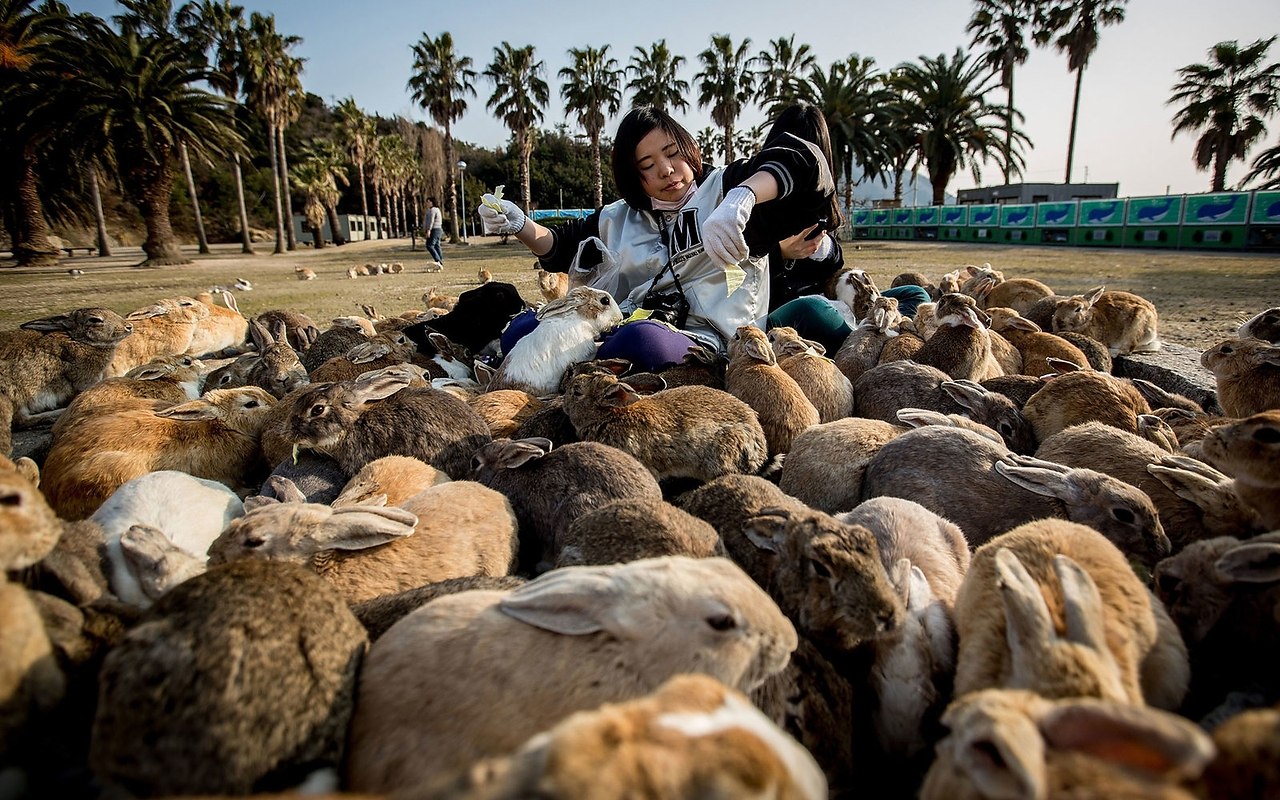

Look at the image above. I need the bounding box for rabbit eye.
[1111,507,1136,525]
[999,422,1014,437]
[1220,345,1234,354]
[1156,571,1181,597]
[706,614,737,632]
[243,536,265,549]
[243,399,261,409]
[309,404,327,417]
[600,296,610,306]
[809,558,832,579]
[0,492,21,507]
[1254,427,1280,444]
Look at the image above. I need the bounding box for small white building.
[293,213,390,244]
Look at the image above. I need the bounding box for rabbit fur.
[1199,337,1280,418]
[767,326,854,422]
[1052,286,1161,356]
[726,326,820,456]
[554,497,723,569]
[106,296,208,377]
[344,556,798,792]
[780,417,904,513]
[1200,410,1280,529]
[489,286,623,396]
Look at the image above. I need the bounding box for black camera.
[640,287,691,328]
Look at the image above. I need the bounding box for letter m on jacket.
[670,209,702,256]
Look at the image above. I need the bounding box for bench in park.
[62,246,97,256]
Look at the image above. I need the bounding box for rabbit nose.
[875,609,899,634]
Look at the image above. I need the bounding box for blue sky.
[68,0,1280,198]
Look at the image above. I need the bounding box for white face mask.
[651,180,698,212]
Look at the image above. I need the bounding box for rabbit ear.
[305,506,419,552]
[129,365,170,381]
[248,319,275,351]
[683,344,719,366]
[127,303,169,320]
[592,358,632,376]
[496,438,552,469]
[351,370,412,404]
[941,379,988,411]
[905,563,934,614]
[426,332,457,355]
[1037,699,1214,780]
[535,292,584,322]
[1053,555,1108,651]
[347,342,390,364]
[155,398,219,421]
[1080,286,1105,305]
[473,360,496,389]
[498,567,620,635]
[1045,357,1085,373]
[1146,462,1226,508]
[996,548,1054,660]
[622,372,667,395]
[1008,316,1041,333]
[601,382,641,408]
[20,313,74,332]
[947,713,1047,800]
[994,460,1071,500]
[1214,542,1280,584]
[743,512,790,554]
[735,332,775,365]
[263,475,307,504]
[1254,344,1280,368]
[896,408,952,429]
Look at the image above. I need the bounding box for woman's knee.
[597,321,697,373]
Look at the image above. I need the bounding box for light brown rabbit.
[1200,337,1280,418]
[915,293,1002,382]
[834,295,902,383]
[561,372,769,482]
[107,296,209,376]
[1237,305,1280,343]
[0,308,133,456]
[987,306,1091,377]
[1052,286,1160,356]
[50,355,201,440]
[767,326,854,422]
[188,290,248,357]
[983,277,1055,315]
[423,287,459,311]
[478,267,494,284]
[726,326,819,456]
[535,267,570,301]
[295,266,316,281]
[1022,368,1152,442]
[1200,410,1280,529]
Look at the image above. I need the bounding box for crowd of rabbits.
[0,259,1278,800]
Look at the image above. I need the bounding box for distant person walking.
[424,196,444,265]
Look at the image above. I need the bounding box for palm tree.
[789,55,895,211]
[1034,0,1128,183]
[0,0,65,266]
[968,0,1036,184]
[408,31,475,244]
[300,138,348,244]
[239,11,302,255]
[275,56,304,250]
[56,18,243,265]
[177,0,253,253]
[1244,139,1280,189]
[290,157,330,247]
[891,49,1027,205]
[559,44,622,208]
[626,40,688,112]
[695,34,756,163]
[756,35,816,107]
[1168,37,1280,192]
[336,98,374,242]
[484,42,549,208]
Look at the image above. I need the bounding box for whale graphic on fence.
[944,208,965,223]
[918,208,937,223]
[1195,196,1240,222]
[972,208,995,224]
[1136,198,1175,222]
[894,210,912,224]
[1267,200,1280,219]
[1005,208,1031,225]
[1042,206,1071,224]
[1086,203,1120,223]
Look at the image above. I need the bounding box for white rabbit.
[489,286,623,396]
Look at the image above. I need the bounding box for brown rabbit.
[284,367,492,480]
[535,267,570,301]
[1200,337,1280,418]
[0,308,133,457]
[478,268,494,284]
[1237,306,1280,344]
[987,306,1090,377]
[1200,410,1280,529]
[107,297,209,377]
[561,372,768,482]
[1052,286,1160,356]
[983,277,1055,315]
[826,268,879,324]
[725,326,819,456]
[245,318,309,399]
[1021,368,1152,442]
[834,296,902,383]
[915,293,1002,382]
[50,355,201,440]
[767,326,854,422]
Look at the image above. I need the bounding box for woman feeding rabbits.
[479,104,836,372]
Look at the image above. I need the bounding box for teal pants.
[767,296,851,355]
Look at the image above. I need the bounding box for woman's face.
[635,127,695,203]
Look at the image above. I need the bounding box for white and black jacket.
[538,133,835,351]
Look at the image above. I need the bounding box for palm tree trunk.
[590,130,603,209]
[444,125,460,244]
[1064,66,1084,184]
[373,183,384,240]
[180,143,210,254]
[88,165,112,257]
[267,122,286,254]
[1005,72,1015,185]
[357,161,370,242]
[10,146,60,267]
[278,126,297,251]
[724,121,736,163]
[132,159,190,267]
[326,202,346,245]
[893,169,905,203]
[232,153,254,254]
[1212,146,1229,192]
[519,129,533,210]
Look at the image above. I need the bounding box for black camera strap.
[648,212,689,302]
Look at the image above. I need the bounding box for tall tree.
[408,31,475,244]
[559,44,622,208]
[290,157,330,247]
[891,49,1027,205]
[695,34,756,163]
[1169,36,1280,192]
[1034,0,1128,183]
[336,98,374,242]
[1243,139,1280,189]
[239,11,303,255]
[178,0,253,253]
[56,18,243,265]
[626,40,689,113]
[275,56,303,250]
[299,138,347,244]
[0,0,65,266]
[484,42,549,209]
[756,34,816,107]
[968,0,1036,184]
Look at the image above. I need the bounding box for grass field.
[3,236,1278,351]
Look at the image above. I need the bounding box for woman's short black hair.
[764,102,844,231]
[611,105,703,211]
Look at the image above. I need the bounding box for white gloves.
[478,198,528,235]
[701,186,756,267]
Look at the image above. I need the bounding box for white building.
[293,213,390,244]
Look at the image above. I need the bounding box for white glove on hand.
[478,198,528,235]
[701,186,756,267]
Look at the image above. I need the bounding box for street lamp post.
[457,159,468,242]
